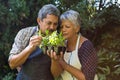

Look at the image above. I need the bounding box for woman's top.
[61,34,98,80]
[9,26,54,80]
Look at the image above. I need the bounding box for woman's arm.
[51,59,63,77]
[78,40,98,80]
[59,59,86,80]
[47,51,64,78]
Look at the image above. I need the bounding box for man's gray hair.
[60,10,82,27]
[38,4,60,21]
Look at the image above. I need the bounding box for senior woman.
[48,10,98,80]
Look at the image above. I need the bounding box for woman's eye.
[66,25,70,28]
[60,25,70,29]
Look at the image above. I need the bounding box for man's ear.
[37,18,41,25]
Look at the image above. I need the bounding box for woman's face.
[60,20,79,40]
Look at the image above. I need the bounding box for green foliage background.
[0,0,120,80]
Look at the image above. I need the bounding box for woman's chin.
[63,36,67,39]
[64,37,68,40]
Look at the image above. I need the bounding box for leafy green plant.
[38,30,66,54]
[39,30,65,47]
[2,72,16,80]
[48,31,65,46]
[97,48,120,80]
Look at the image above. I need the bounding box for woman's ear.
[76,26,80,33]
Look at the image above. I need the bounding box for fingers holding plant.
[29,35,42,49]
[47,50,64,61]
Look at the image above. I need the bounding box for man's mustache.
[49,29,55,33]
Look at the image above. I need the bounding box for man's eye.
[47,22,51,25]
[54,23,58,26]
[60,26,63,29]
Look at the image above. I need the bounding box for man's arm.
[9,35,42,69]
[9,45,35,69]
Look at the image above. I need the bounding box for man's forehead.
[45,14,58,18]
[43,14,58,22]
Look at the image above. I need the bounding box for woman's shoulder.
[79,36,92,48]
[82,40,93,47]
[80,39,94,50]
[79,35,95,51]
[78,38,96,58]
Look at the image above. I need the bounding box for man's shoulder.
[18,26,37,35]
[20,26,37,32]
[16,26,37,39]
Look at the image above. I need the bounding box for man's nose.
[50,24,55,30]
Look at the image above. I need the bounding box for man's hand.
[16,66,21,72]
[29,35,42,49]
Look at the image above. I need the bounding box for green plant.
[38,30,66,54]
[39,30,65,47]
[2,72,16,80]
[97,48,120,80]
[48,31,65,46]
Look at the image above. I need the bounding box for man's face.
[37,14,58,34]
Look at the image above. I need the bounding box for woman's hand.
[47,50,64,61]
